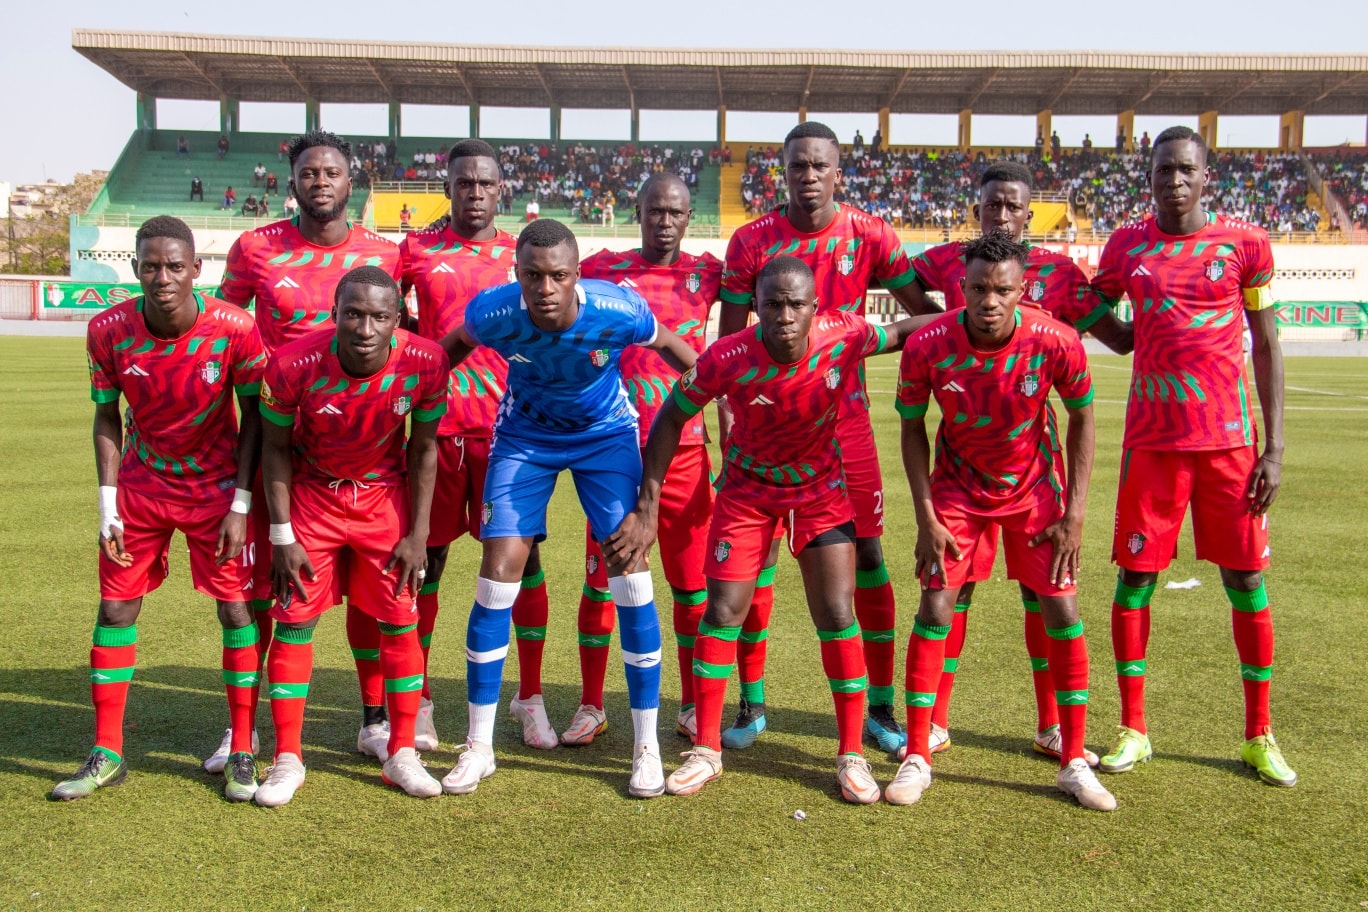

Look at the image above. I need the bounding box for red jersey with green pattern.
[216,218,401,354]
[1091,213,1274,452]
[399,224,518,438]
[896,307,1093,515]
[673,311,889,488]
[721,204,915,418]
[259,328,449,485]
[87,294,266,504]
[580,248,721,447]
[912,241,1108,329]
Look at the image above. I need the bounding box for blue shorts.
[482,424,642,542]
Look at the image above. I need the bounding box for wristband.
[229,488,252,514]
[269,522,296,546]
[99,485,122,539]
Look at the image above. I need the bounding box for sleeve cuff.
[260,406,295,427]
[895,400,929,419]
[413,405,446,422]
[1073,302,1110,333]
[719,289,753,306]
[234,382,262,396]
[90,387,120,404]
[1061,389,1095,409]
[671,385,706,417]
[881,268,918,290]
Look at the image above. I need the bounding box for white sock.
[632,707,659,751]
[468,701,498,747]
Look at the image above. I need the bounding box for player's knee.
[811,599,856,633]
[917,590,957,627]
[1119,568,1159,590]
[97,599,142,628]
[1036,595,1079,630]
[216,600,253,629]
[702,595,749,629]
[1218,566,1263,592]
[424,545,449,583]
[854,536,884,571]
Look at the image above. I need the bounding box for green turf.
[1,338,1365,910]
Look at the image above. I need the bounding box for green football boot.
[1241,728,1297,787]
[223,751,260,802]
[1099,726,1153,773]
[51,749,128,800]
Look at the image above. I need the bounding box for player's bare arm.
[386,415,437,595]
[1084,310,1135,355]
[1029,401,1095,587]
[261,416,314,601]
[645,320,699,374]
[879,313,943,351]
[1246,305,1285,514]
[900,412,961,585]
[888,280,941,317]
[216,390,261,564]
[93,399,131,567]
[438,324,478,369]
[603,396,689,569]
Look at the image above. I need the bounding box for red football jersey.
[896,307,1094,515]
[87,295,266,504]
[1092,213,1274,451]
[217,218,401,354]
[674,311,888,487]
[912,242,1108,329]
[259,328,449,485]
[399,224,518,438]
[580,248,721,447]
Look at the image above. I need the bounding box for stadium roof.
[73,30,1368,118]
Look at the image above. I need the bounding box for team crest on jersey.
[1020,373,1040,397]
[392,395,413,416]
[481,501,493,527]
[1126,532,1146,555]
[198,360,222,385]
[838,254,855,276]
[589,348,610,368]
[1028,280,1046,302]
[507,266,517,282]
[1205,259,1226,282]
[686,272,701,294]
[824,366,841,390]
[586,554,599,575]
[713,540,732,563]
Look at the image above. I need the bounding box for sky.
[2,0,1365,184]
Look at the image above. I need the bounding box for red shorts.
[967,523,1000,583]
[925,485,1075,598]
[269,480,420,626]
[706,472,854,582]
[1113,446,1270,573]
[835,411,885,539]
[100,485,253,603]
[429,435,492,547]
[250,468,271,596]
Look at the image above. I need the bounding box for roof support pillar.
[878,107,890,148]
[1036,109,1052,154]
[220,95,239,136]
[305,99,320,133]
[550,104,561,143]
[1199,110,1219,150]
[631,106,640,144]
[798,106,807,124]
[1116,109,1135,153]
[136,92,157,132]
[717,105,727,146]
[958,109,972,152]
[1278,110,1304,151]
[388,101,401,140]
[469,103,480,139]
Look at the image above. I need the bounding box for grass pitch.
[1,337,1366,911]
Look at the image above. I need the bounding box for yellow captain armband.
[1243,285,1273,311]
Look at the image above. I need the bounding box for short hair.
[334,265,401,311]
[517,218,578,259]
[639,171,689,203]
[135,215,196,255]
[287,130,352,169]
[1152,125,1208,162]
[783,121,840,150]
[756,255,814,291]
[447,138,499,165]
[980,160,1034,189]
[961,231,1030,270]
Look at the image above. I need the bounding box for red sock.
[1023,601,1058,732]
[346,601,384,709]
[932,603,969,728]
[736,571,774,703]
[267,626,315,758]
[381,625,425,754]
[91,624,137,759]
[222,623,260,755]
[1046,622,1090,766]
[819,625,868,756]
[416,585,439,700]
[513,569,549,700]
[1111,580,1154,734]
[1229,585,1274,739]
[692,624,739,751]
[904,619,950,763]
[577,591,615,710]
[673,593,705,707]
[854,563,896,697]
[250,599,273,719]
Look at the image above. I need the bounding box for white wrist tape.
[99,486,122,539]
[269,522,296,546]
[229,487,252,514]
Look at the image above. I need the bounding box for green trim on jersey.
[1061,388,1095,410]
[671,384,706,417]
[895,400,930,419]
[719,287,754,306]
[881,268,918,291]
[1073,301,1111,333]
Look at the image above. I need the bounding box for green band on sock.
[1116,659,1147,676]
[578,633,611,648]
[221,624,259,649]
[697,621,742,641]
[1240,663,1273,682]
[93,746,122,763]
[419,633,433,649]
[855,562,890,588]
[953,602,971,614]
[829,675,868,694]
[1046,621,1085,640]
[250,598,273,613]
[268,681,309,699]
[581,584,613,603]
[93,624,137,647]
[379,622,418,636]
[692,658,735,679]
[675,633,696,648]
[867,684,895,705]
[912,619,952,641]
[351,648,380,661]
[1226,584,1269,613]
[861,628,895,643]
[514,625,547,641]
[1055,689,1089,705]
[816,621,860,642]
[755,565,777,587]
[90,666,135,684]
[1030,656,1050,672]
[905,690,936,708]
[942,657,960,673]
[522,568,546,588]
[670,586,707,606]
[740,680,766,702]
[385,674,424,693]
[274,624,316,645]
[1114,579,1157,609]
[739,628,769,644]
[418,580,440,596]
[1022,599,1041,614]
[223,670,261,687]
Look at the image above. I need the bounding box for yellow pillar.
[798,107,808,124]
[717,106,727,146]
[958,109,972,152]
[1036,109,1052,152]
[878,106,890,147]
[1116,109,1135,153]
[1199,110,1219,150]
[1279,110,1304,151]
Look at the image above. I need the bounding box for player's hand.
[272,542,315,604]
[602,510,658,571]
[1247,453,1281,515]
[216,511,248,564]
[385,533,428,597]
[99,525,133,568]
[1030,511,1083,588]
[914,519,960,590]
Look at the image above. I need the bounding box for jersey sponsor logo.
[1130,265,1152,278]
[274,276,301,290]
[431,262,456,274]
[824,366,841,390]
[392,395,413,416]
[1126,532,1146,555]
[316,403,343,416]
[509,353,533,363]
[1020,372,1040,397]
[941,380,965,393]
[122,364,150,377]
[481,500,493,527]
[198,360,222,385]
[1205,259,1227,282]
[838,254,855,276]
[1028,280,1046,302]
[749,394,775,406]
[589,348,610,368]
[686,272,701,293]
[713,540,732,563]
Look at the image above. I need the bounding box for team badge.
[713,540,732,563]
[1028,280,1045,302]
[507,266,517,282]
[824,366,841,390]
[586,555,599,575]
[590,348,610,368]
[680,366,697,388]
[481,501,493,527]
[686,273,701,294]
[198,360,222,384]
[1020,373,1040,396]
[392,395,413,416]
[1205,259,1226,282]
[1126,532,1146,555]
[838,254,855,276]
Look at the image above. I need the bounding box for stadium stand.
[1316,151,1368,232]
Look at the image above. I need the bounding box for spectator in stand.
[278,139,290,162]
[526,197,540,221]
[283,194,299,217]
[1082,134,1093,151]
[217,136,230,160]
[177,136,191,158]
[265,172,279,196]
[1140,131,1152,154]
[872,128,882,153]
[253,163,267,186]
[399,204,412,231]
[190,176,204,202]
[1116,129,1126,154]
[220,186,236,210]
[241,194,259,217]
[853,130,865,156]
[1051,131,1061,158]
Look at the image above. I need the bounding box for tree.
[3,172,105,275]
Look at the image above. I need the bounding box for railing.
[75,212,288,231]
